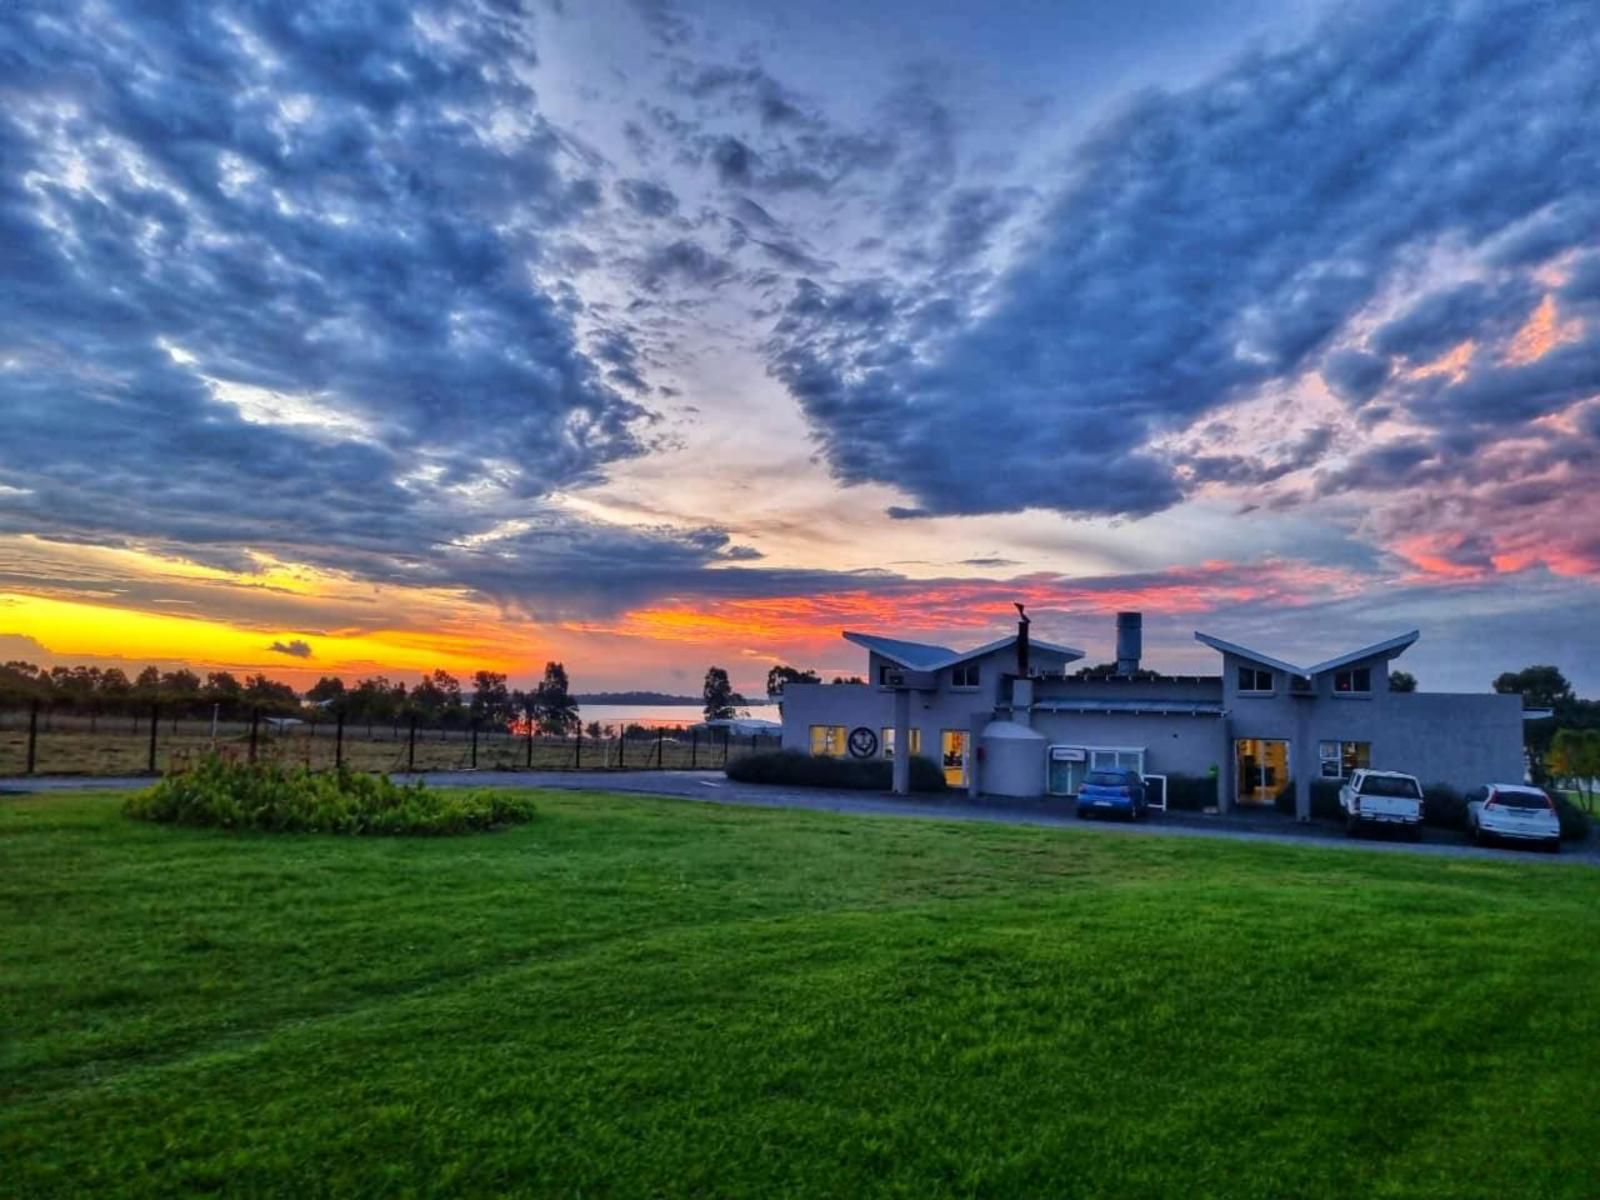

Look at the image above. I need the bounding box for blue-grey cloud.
[768,0,1600,520]
[269,639,314,659]
[0,0,659,592]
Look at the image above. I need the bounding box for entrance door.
[941,729,968,788]
[1235,739,1288,806]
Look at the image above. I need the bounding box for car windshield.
[1085,771,1129,788]
[1357,775,1421,798]
[1494,789,1550,809]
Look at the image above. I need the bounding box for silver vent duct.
[1115,611,1142,676]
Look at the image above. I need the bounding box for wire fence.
[0,702,782,778]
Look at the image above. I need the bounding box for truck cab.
[1339,769,1424,838]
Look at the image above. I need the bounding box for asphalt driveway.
[4,766,1594,865]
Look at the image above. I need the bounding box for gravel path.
[3,768,1593,865]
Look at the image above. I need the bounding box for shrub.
[1553,793,1592,843]
[1422,782,1469,830]
[1162,773,1217,811]
[124,756,535,835]
[1272,779,1344,819]
[726,750,948,792]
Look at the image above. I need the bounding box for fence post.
[249,709,260,763]
[723,726,730,766]
[26,699,39,775]
[525,708,534,769]
[408,714,418,773]
[335,709,345,770]
[471,721,478,770]
[147,701,159,774]
[618,729,625,769]
[691,728,698,769]
[656,728,664,768]
[574,727,582,769]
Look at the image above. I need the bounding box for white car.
[1467,784,1561,852]
[1339,769,1424,837]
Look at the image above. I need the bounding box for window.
[881,727,922,758]
[1319,740,1371,778]
[809,725,847,757]
[1047,746,1144,795]
[1237,665,1274,693]
[941,729,969,787]
[1333,667,1372,694]
[950,663,980,688]
[1090,747,1145,773]
[1357,774,1420,799]
[877,664,896,687]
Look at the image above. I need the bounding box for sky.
[1,0,1597,697]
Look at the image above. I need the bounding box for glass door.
[1235,739,1288,806]
[940,729,968,788]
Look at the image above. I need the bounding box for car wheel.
[1345,814,1360,837]
[1407,824,1422,843]
[1546,838,1561,854]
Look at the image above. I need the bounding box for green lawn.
[3,790,1598,1198]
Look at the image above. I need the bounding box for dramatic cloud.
[0,0,654,597]
[269,639,314,659]
[769,0,1600,522]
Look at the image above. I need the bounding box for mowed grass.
[3,791,1598,1198]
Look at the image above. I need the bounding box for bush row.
[124,756,536,835]
[1161,774,1220,811]
[725,749,948,792]
[1267,777,1590,842]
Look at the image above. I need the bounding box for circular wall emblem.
[847,726,879,758]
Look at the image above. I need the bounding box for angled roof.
[844,630,1085,672]
[1304,631,1419,675]
[842,632,955,669]
[1192,632,1304,677]
[1193,630,1420,678]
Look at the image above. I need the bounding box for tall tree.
[1494,665,1575,782]
[534,661,578,735]
[1388,670,1417,693]
[471,670,512,727]
[765,664,819,697]
[306,676,346,705]
[703,666,736,721]
[1492,665,1573,710]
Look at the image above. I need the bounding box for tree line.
[1,659,761,732]
[0,659,581,732]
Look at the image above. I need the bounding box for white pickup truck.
[1339,769,1425,838]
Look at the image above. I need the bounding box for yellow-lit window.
[941,729,968,787]
[810,725,847,757]
[881,727,922,758]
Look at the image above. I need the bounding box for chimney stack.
[1014,602,1031,678]
[1115,611,1142,676]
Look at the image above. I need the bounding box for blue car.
[1075,768,1148,821]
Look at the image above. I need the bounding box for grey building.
[779,612,1531,817]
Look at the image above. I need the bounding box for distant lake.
[577,703,781,730]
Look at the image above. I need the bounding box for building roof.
[1193,630,1419,678]
[1025,698,1224,717]
[844,630,1085,672]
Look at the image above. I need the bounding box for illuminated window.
[1237,666,1274,694]
[1319,740,1371,777]
[881,727,922,758]
[809,725,847,757]
[1333,668,1372,694]
[950,664,980,688]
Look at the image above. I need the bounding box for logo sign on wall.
[847,726,879,758]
